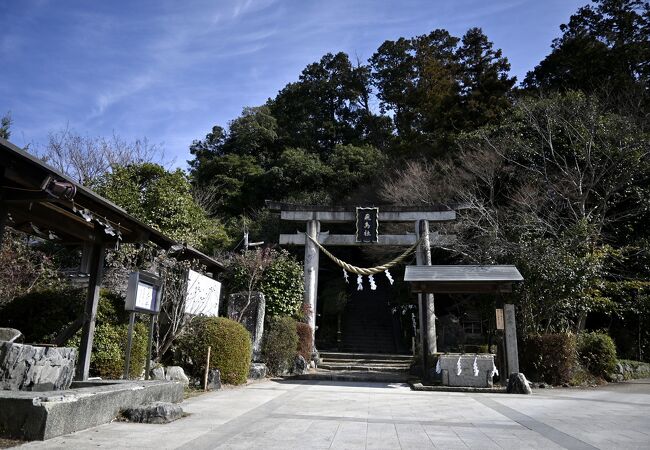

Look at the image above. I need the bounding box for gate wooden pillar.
[304,220,320,338]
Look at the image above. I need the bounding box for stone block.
[0,380,184,440]
[228,291,265,361]
[507,373,532,394]
[165,366,189,386]
[123,401,183,424]
[207,369,221,390]
[249,363,267,380]
[150,366,165,381]
[437,354,496,388]
[293,355,308,375]
[0,342,76,391]
[0,328,23,343]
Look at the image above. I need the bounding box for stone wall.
[0,342,76,391]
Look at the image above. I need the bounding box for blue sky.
[1,0,585,167]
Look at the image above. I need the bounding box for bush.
[262,316,299,375]
[296,322,313,361]
[0,286,85,343]
[522,333,577,385]
[577,332,617,377]
[178,317,252,385]
[260,252,304,317]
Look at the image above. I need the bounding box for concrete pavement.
[20,378,650,449]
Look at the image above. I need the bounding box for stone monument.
[228,291,265,361]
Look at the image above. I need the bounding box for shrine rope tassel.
[305,233,422,276]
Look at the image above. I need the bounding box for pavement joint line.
[268,412,522,430]
[471,395,599,450]
[178,383,310,450]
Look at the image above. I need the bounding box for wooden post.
[415,220,428,377]
[304,220,320,345]
[76,242,106,381]
[504,304,519,375]
[123,312,136,379]
[203,346,212,391]
[144,314,155,380]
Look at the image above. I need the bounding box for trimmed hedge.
[296,322,313,361]
[522,333,577,385]
[178,316,252,385]
[577,332,617,377]
[262,316,299,375]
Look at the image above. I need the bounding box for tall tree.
[270,52,378,155]
[524,0,650,95]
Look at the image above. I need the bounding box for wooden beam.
[410,281,513,294]
[75,242,106,381]
[280,232,455,246]
[280,210,456,223]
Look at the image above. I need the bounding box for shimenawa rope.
[304,233,422,276]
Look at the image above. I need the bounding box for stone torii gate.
[267,201,458,355]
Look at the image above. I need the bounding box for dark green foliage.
[0,230,64,308]
[87,322,148,379]
[296,322,313,361]
[577,332,618,377]
[262,316,299,375]
[94,163,231,252]
[226,249,304,318]
[0,286,85,343]
[259,253,304,317]
[524,0,649,95]
[178,317,252,385]
[522,334,577,385]
[65,292,149,379]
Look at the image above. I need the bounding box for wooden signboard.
[355,207,379,243]
[495,308,504,330]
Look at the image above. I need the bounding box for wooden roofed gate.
[0,137,223,380]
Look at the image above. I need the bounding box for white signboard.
[184,269,221,316]
[135,282,155,311]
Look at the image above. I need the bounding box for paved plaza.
[21,378,650,449]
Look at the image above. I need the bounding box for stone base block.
[0,379,184,440]
[438,354,495,388]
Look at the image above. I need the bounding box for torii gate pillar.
[304,220,320,334]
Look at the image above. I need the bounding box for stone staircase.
[339,282,398,354]
[302,352,413,382]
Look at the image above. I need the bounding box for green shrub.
[178,317,252,385]
[262,316,299,375]
[69,321,148,379]
[522,333,577,385]
[577,332,617,377]
[260,253,304,317]
[296,322,313,361]
[0,286,85,343]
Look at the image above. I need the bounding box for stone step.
[295,369,411,383]
[319,363,410,372]
[320,358,411,366]
[319,352,412,361]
